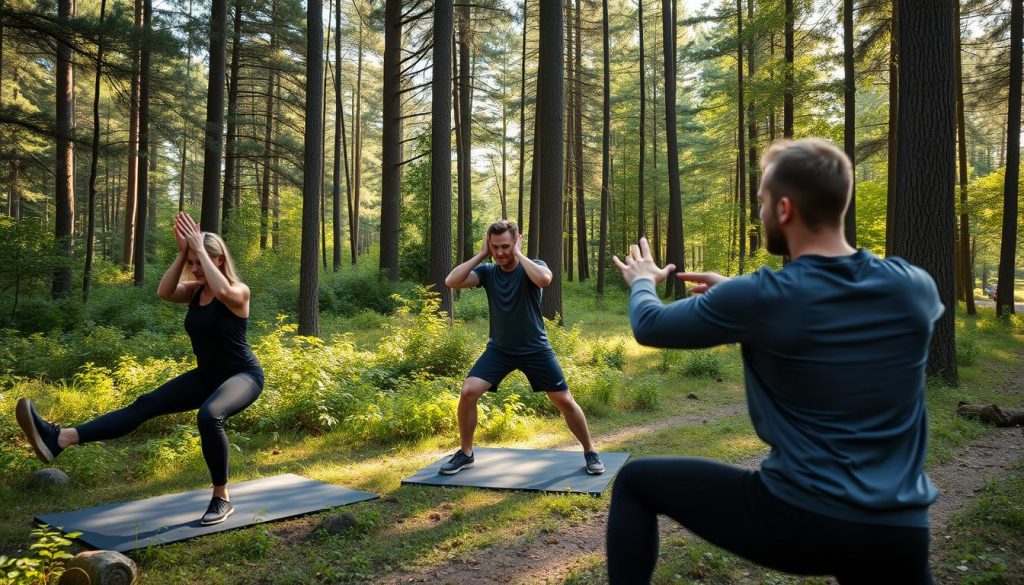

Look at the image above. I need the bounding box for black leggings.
[75,367,263,486]
[607,457,933,584]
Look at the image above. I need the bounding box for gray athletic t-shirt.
[629,250,943,528]
[473,260,550,354]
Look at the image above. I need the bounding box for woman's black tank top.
[184,286,261,375]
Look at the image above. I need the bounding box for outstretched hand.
[612,237,675,286]
[676,271,728,294]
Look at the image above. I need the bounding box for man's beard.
[763,216,790,257]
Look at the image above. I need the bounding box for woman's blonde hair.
[182,232,242,284]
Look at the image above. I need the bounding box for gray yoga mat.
[401,447,630,495]
[35,474,377,552]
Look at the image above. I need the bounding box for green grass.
[0,285,1022,584]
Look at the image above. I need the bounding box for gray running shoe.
[439,450,475,475]
[200,497,235,525]
[585,451,605,475]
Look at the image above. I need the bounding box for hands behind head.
[613,237,727,293]
[479,233,491,260]
[174,213,204,253]
[514,233,523,256]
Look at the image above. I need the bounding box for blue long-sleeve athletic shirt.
[629,249,943,527]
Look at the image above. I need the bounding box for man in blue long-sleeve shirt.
[607,139,940,584]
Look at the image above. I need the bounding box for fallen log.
[956,402,1024,427]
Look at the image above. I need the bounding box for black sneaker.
[439,450,475,475]
[200,497,235,526]
[15,398,64,464]
[584,451,605,475]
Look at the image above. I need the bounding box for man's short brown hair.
[487,219,519,239]
[759,138,852,231]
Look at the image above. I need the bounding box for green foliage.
[682,350,724,378]
[957,334,980,367]
[589,340,626,371]
[248,318,368,433]
[345,376,460,443]
[319,266,414,317]
[373,290,477,381]
[622,375,660,411]
[0,526,80,585]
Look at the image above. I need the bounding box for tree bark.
[221,0,244,231]
[432,0,455,318]
[997,0,1022,318]
[133,0,152,286]
[891,0,957,384]
[53,0,76,298]
[664,0,684,298]
[574,0,588,281]
[843,0,856,247]
[200,0,228,232]
[379,0,401,279]
[518,0,528,228]
[783,0,794,138]
[737,0,746,273]
[123,0,142,267]
[299,0,325,336]
[537,0,564,322]
[954,0,975,315]
[638,0,646,238]
[597,0,610,297]
[179,0,193,213]
[84,0,107,302]
[459,5,473,264]
[350,19,363,264]
[260,0,277,250]
[747,0,759,255]
[885,1,898,257]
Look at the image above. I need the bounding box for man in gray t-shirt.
[442,220,603,476]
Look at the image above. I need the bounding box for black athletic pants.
[75,367,264,486]
[607,457,933,584]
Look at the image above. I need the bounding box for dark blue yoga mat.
[35,474,377,552]
[401,447,630,495]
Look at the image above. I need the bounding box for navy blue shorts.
[467,346,569,392]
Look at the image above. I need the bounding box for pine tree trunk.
[379,0,401,279]
[84,0,107,302]
[843,0,856,247]
[996,0,1022,318]
[53,0,76,298]
[737,0,747,273]
[537,0,564,322]
[133,0,152,286]
[351,22,363,264]
[885,1,898,257]
[518,0,528,228]
[200,0,228,232]
[747,0,759,255]
[783,0,794,138]
[597,0,610,297]
[664,0,685,297]
[179,0,192,213]
[574,0,588,280]
[637,0,646,238]
[260,0,277,250]
[222,0,243,230]
[299,0,325,336]
[459,5,473,263]
[955,0,975,315]
[891,0,957,384]
[123,0,142,267]
[432,0,455,318]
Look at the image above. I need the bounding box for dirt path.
[372,426,1024,585]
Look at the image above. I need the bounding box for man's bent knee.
[460,377,491,400]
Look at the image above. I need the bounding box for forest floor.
[2,300,1022,584]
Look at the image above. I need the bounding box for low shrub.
[682,350,723,378]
